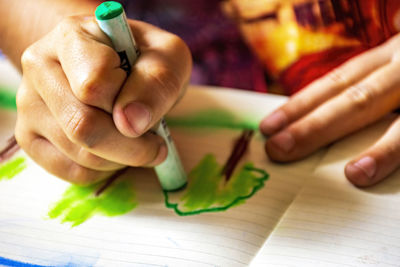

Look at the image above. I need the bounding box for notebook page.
[251,116,400,266]
[0,86,325,266]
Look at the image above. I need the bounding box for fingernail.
[270,131,295,153]
[149,144,168,166]
[353,156,376,179]
[260,110,288,135]
[123,102,151,136]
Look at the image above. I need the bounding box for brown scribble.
[0,135,20,164]
[221,130,254,182]
[95,168,129,196]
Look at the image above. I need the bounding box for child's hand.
[15,16,192,185]
[260,33,400,187]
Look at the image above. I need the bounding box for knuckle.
[344,84,375,110]
[64,108,98,148]
[78,76,103,104]
[21,46,40,70]
[76,53,120,105]
[326,67,350,87]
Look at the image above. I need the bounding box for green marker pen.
[95,1,187,191]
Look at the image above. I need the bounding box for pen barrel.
[95,1,187,191]
[96,10,139,73]
[154,119,187,191]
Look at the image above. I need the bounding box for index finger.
[56,17,127,113]
[260,43,392,136]
[265,61,400,162]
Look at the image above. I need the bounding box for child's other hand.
[15,16,192,185]
[260,33,400,187]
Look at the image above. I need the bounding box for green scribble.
[164,154,268,216]
[48,179,137,227]
[166,109,259,130]
[0,88,17,110]
[0,157,26,181]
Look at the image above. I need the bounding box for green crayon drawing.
[47,153,268,226]
[46,111,267,225]
[0,156,26,181]
[164,154,269,216]
[0,88,17,110]
[166,109,260,130]
[48,178,137,227]
[32,109,268,225]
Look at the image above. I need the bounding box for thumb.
[112,21,191,137]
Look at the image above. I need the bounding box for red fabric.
[280,46,367,95]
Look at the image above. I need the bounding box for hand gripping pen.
[95,1,187,191]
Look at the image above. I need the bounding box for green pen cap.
[95,1,123,20]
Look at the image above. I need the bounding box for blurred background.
[1,0,400,96]
[122,0,400,95]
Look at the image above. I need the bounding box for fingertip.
[345,156,377,187]
[113,102,152,138]
[264,131,296,162]
[264,139,289,163]
[345,164,370,187]
[123,102,152,135]
[113,106,134,137]
[259,120,270,137]
[260,110,288,136]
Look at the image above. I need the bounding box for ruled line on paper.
[253,252,356,267]
[0,217,265,249]
[256,246,400,267]
[278,219,400,242]
[0,229,255,259]
[287,207,400,231]
[263,236,400,259]
[297,190,400,213]
[0,211,269,241]
[251,176,400,267]
[0,240,236,266]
